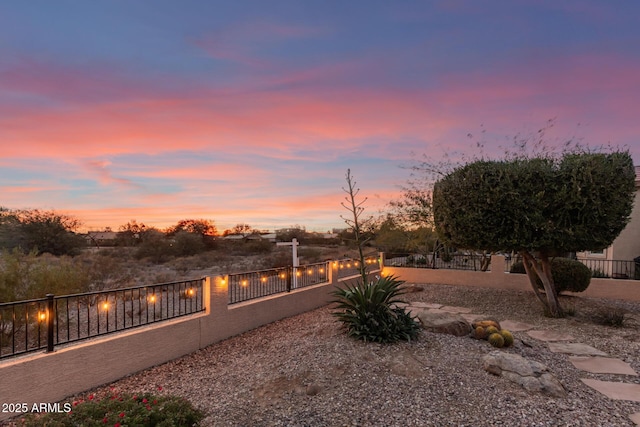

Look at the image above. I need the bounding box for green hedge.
[510,258,591,293]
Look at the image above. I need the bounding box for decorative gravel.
[15,284,640,426]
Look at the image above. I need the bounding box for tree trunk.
[519,251,564,317]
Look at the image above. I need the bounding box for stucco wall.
[0,266,373,421]
[383,255,640,302]
[609,188,640,261]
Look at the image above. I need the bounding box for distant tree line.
[0,208,365,260]
[0,208,86,256]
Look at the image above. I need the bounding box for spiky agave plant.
[331,275,420,343]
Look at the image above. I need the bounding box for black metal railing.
[577,258,640,280]
[0,296,50,359]
[505,257,640,281]
[0,278,205,359]
[334,255,381,280]
[385,253,491,271]
[228,261,330,304]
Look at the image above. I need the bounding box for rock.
[409,302,442,309]
[547,342,607,356]
[499,319,535,332]
[305,384,321,396]
[471,319,502,330]
[483,351,566,397]
[414,308,472,336]
[526,330,575,342]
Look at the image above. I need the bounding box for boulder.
[483,351,566,397]
[414,308,472,336]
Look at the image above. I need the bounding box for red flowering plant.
[20,389,205,426]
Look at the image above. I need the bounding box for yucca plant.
[331,275,420,343]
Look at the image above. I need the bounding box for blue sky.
[1,1,638,232]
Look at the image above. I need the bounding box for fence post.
[286,267,292,292]
[46,294,54,353]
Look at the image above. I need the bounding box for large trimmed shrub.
[331,275,420,343]
[510,258,591,293]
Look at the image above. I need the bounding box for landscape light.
[186,288,195,297]
[102,302,109,311]
[241,280,248,287]
[261,277,267,283]
[38,311,47,322]
[148,294,156,303]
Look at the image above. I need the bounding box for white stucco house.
[577,165,640,278]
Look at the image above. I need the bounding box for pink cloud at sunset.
[1,1,638,232]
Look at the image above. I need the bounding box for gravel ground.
[12,284,640,426]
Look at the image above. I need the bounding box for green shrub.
[331,275,420,343]
[509,261,526,274]
[509,258,591,294]
[22,391,205,426]
[591,306,627,327]
[0,250,91,301]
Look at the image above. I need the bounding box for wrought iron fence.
[0,278,205,359]
[577,258,640,280]
[505,257,640,281]
[228,261,330,304]
[333,255,380,280]
[0,296,49,359]
[385,253,491,271]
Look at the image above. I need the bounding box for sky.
[1,1,639,233]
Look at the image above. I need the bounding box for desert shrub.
[219,239,273,256]
[439,247,453,262]
[591,306,627,327]
[266,251,294,268]
[331,275,420,343]
[171,231,207,257]
[244,239,273,254]
[135,231,175,263]
[0,250,91,301]
[75,252,134,291]
[509,258,591,294]
[298,247,322,262]
[22,391,205,426]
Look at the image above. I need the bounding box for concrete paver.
[527,330,575,342]
[581,379,640,402]
[439,305,473,314]
[420,300,640,414]
[499,319,536,332]
[548,342,608,356]
[409,302,443,309]
[569,356,638,376]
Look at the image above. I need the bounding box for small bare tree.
[340,169,370,284]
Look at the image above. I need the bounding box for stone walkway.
[407,302,640,425]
